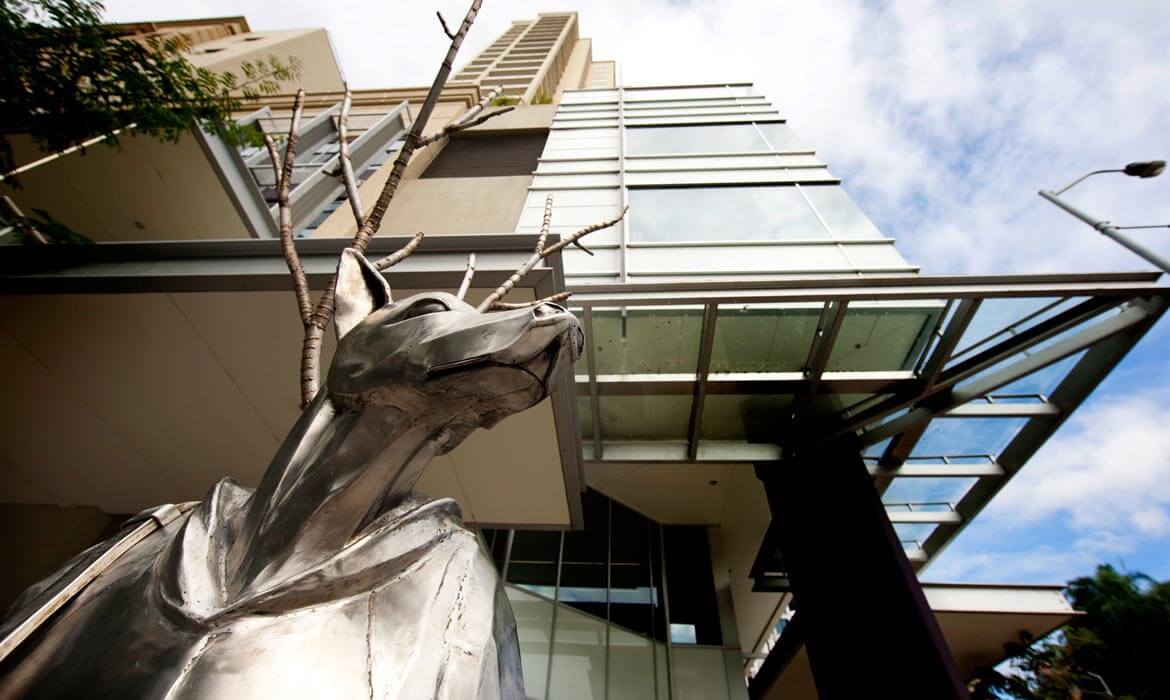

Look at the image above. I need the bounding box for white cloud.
[926,388,1170,582]
[986,392,1170,535]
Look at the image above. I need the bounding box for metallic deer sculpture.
[0,247,589,698]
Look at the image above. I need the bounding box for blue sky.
[100,0,1170,585]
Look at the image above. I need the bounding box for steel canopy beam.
[919,295,1167,562]
[0,234,561,294]
[859,297,1161,448]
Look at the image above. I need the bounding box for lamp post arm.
[1039,189,1170,275]
[1051,169,1124,195]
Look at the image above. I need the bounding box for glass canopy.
[566,273,1169,585]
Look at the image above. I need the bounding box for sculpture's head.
[326,249,582,450]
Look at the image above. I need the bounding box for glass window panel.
[507,563,557,597]
[591,307,705,374]
[893,523,935,547]
[628,186,830,242]
[564,489,609,563]
[662,526,722,646]
[609,499,658,636]
[700,394,792,442]
[626,125,768,155]
[624,86,731,101]
[912,417,1029,458]
[826,303,942,372]
[882,477,977,507]
[608,624,657,700]
[507,585,554,700]
[480,528,508,572]
[578,392,594,441]
[800,185,883,239]
[548,606,607,700]
[864,437,893,458]
[949,297,1087,365]
[991,351,1085,397]
[670,624,697,644]
[649,521,668,643]
[559,563,608,615]
[599,395,693,440]
[671,647,731,700]
[511,530,560,563]
[711,304,821,372]
[655,643,670,700]
[756,123,807,152]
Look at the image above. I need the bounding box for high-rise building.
[1,10,1165,699]
[451,12,614,101]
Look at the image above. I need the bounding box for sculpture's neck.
[227,391,458,592]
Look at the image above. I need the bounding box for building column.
[755,441,968,698]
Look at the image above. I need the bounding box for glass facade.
[626,123,806,155]
[481,490,739,700]
[523,82,1142,689]
[628,186,830,242]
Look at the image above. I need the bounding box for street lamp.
[1039,160,1170,274]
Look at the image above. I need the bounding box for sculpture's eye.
[401,300,449,321]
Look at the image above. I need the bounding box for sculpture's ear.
[334,248,392,338]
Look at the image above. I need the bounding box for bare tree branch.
[489,292,572,310]
[336,84,365,227]
[414,85,510,148]
[455,253,476,300]
[348,0,482,255]
[277,89,312,325]
[372,231,425,270]
[541,206,627,257]
[416,106,515,148]
[292,0,483,408]
[262,134,281,186]
[477,206,629,313]
[2,196,49,244]
[535,194,553,254]
[454,86,504,127]
[436,11,456,40]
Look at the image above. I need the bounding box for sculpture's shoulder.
[0,504,191,695]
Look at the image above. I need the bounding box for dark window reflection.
[560,490,610,619]
[490,490,718,646]
[507,530,560,596]
[663,526,722,646]
[628,186,829,242]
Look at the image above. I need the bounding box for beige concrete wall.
[463,104,556,134]
[374,175,532,235]
[312,100,466,238]
[311,96,543,239]
[192,28,344,94]
[554,38,593,101]
[2,133,251,242]
[0,504,118,611]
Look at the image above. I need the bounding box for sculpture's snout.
[527,302,582,361]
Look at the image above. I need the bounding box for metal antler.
[476,196,628,312]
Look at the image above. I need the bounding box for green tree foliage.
[971,565,1170,699]
[0,0,301,180]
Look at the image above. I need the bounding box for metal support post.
[1039,189,1170,275]
[754,440,968,698]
